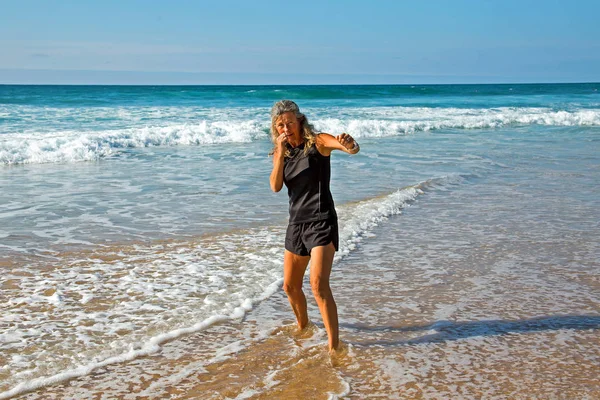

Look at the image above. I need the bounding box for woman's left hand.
[336,133,356,150]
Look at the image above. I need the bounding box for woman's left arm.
[317,133,360,155]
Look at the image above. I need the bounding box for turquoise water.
[0,84,599,398]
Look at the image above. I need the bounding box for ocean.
[1,84,599,399]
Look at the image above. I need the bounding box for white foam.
[46,291,63,306]
[0,309,263,399]
[312,107,600,138]
[234,389,261,399]
[0,119,267,165]
[328,377,351,400]
[0,177,459,397]
[1,254,284,398]
[2,106,599,165]
[79,293,94,304]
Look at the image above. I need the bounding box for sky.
[1,0,599,84]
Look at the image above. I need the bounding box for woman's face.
[275,112,302,142]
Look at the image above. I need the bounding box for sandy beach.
[11,165,600,399]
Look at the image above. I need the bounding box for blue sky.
[1,0,599,84]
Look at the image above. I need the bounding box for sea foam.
[0,178,444,398]
[0,120,267,165]
[1,107,599,165]
[313,107,600,137]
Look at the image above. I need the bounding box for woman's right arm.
[270,133,287,192]
[270,150,285,192]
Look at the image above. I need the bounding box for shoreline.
[2,84,599,398]
[8,183,600,398]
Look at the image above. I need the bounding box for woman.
[269,100,359,352]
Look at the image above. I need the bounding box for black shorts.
[285,218,339,256]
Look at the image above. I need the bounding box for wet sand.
[15,180,600,399]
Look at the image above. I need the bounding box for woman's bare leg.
[309,242,339,351]
[282,250,311,330]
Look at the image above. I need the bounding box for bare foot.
[329,341,351,367]
[296,321,317,339]
[271,321,317,340]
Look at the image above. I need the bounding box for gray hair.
[270,99,303,120]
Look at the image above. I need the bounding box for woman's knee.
[310,278,331,300]
[283,282,303,296]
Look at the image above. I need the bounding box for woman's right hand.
[275,132,288,157]
[270,133,287,192]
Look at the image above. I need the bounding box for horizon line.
[1,69,599,86]
[2,82,600,87]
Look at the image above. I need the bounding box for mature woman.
[269,100,359,352]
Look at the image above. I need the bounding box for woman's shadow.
[339,315,600,346]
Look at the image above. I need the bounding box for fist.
[336,133,355,149]
[277,132,288,146]
[275,132,288,156]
